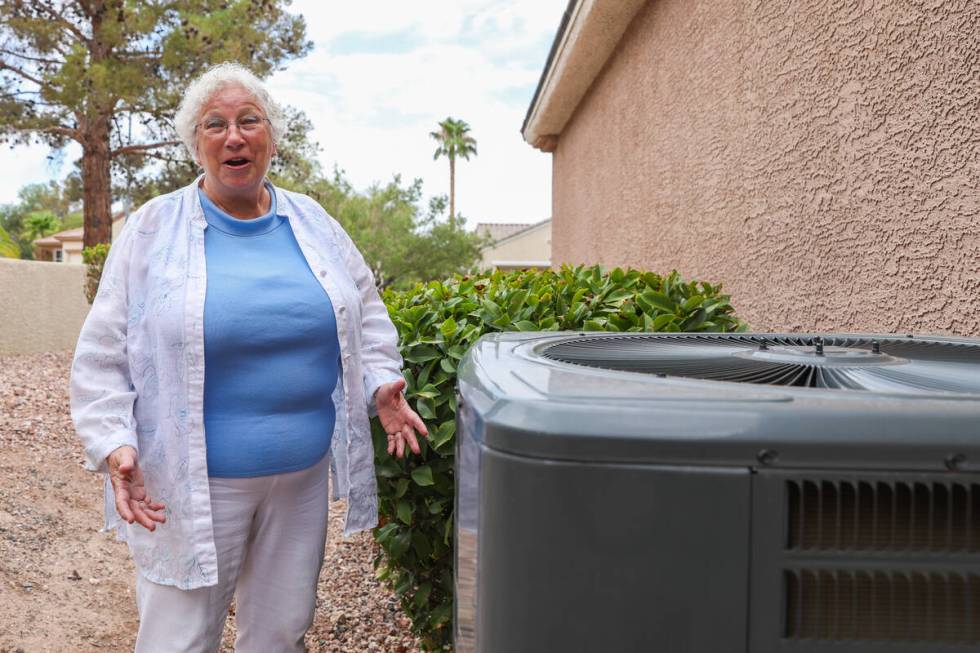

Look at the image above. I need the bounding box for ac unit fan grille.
[784,569,980,643]
[788,480,980,552]
[542,334,980,393]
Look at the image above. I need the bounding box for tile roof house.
[34,214,126,264]
[475,223,535,244]
[475,219,552,271]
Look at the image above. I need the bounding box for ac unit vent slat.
[784,569,980,642]
[787,480,980,552]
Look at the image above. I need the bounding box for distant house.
[476,219,552,271]
[34,214,127,264]
[522,0,978,335]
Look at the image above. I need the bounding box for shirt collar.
[187,174,286,230]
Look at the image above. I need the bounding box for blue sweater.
[200,184,340,477]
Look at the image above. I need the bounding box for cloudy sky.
[0,1,567,227]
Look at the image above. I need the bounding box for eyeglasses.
[195,114,270,138]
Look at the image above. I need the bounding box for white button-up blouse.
[69,178,403,590]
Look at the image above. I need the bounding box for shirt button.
[319,270,326,277]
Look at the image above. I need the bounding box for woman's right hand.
[106,445,166,532]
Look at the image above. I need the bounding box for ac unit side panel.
[750,470,980,651]
[478,447,751,653]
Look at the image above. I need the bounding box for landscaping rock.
[0,351,421,652]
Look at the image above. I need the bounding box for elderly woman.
[69,62,426,652]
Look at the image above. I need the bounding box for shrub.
[0,225,20,259]
[372,264,746,650]
[81,243,110,304]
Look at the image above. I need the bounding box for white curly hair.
[174,62,286,164]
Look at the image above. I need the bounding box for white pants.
[134,456,330,653]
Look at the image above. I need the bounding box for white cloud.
[0,1,566,225]
[288,0,564,48]
[0,143,80,205]
[287,1,467,40]
[269,1,565,225]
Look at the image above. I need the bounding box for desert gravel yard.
[0,352,421,653]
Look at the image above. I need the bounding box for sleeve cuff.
[364,368,404,417]
[85,436,139,474]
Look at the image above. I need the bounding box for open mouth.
[223,157,251,169]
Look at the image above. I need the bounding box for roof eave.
[480,218,552,251]
[521,0,648,153]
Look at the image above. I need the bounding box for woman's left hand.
[376,378,429,458]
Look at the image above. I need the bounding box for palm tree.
[430,117,477,228]
[20,210,61,260]
[21,211,60,243]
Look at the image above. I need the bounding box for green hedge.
[372,264,746,650]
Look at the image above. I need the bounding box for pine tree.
[0,0,310,247]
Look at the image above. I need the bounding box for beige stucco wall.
[480,222,552,270]
[553,0,980,335]
[0,258,89,354]
[63,241,84,265]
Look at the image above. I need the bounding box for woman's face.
[195,85,276,199]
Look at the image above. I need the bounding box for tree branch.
[13,124,82,141]
[117,49,164,62]
[0,92,66,109]
[110,139,182,158]
[0,48,64,67]
[32,0,91,46]
[115,150,191,165]
[41,125,81,139]
[0,60,46,87]
[0,88,41,98]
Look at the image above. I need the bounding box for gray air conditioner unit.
[454,332,980,653]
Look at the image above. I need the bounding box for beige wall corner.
[0,259,89,354]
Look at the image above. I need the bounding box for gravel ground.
[0,351,421,653]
